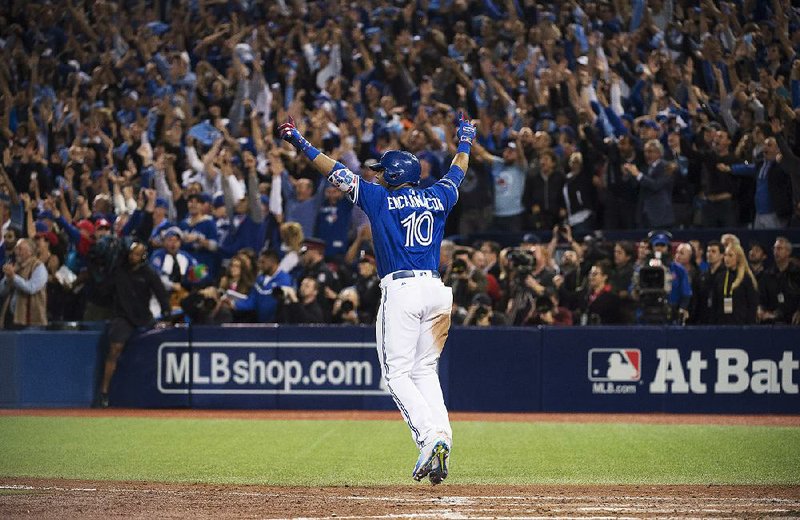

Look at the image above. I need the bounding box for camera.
[633,255,672,324]
[340,300,354,313]
[507,249,536,275]
[473,305,491,322]
[535,296,554,314]
[638,265,666,291]
[451,258,468,275]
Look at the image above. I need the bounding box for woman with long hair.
[205,253,257,323]
[220,253,256,296]
[278,222,304,281]
[714,244,758,324]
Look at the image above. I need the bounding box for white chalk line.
[288,516,638,520]
[3,484,799,505]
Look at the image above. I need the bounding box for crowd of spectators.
[1,0,800,330]
[444,229,799,327]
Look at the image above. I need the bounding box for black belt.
[391,270,441,280]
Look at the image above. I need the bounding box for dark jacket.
[523,170,565,229]
[279,300,325,324]
[692,264,724,324]
[731,160,793,219]
[765,262,800,323]
[113,261,171,327]
[636,160,674,227]
[775,134,800,218]
[586,286,623,324]
[713,268,758,325]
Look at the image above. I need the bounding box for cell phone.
[743,34,753,45]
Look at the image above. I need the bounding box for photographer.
[548,225,585,312]
[632,232,691,325]
[610,241,636,323]
[353,252,381,324]
[332,287,361,325]
[524,289,573,326]
[504,248,544,326]
[445,248,487,312]
[463,293,506,327]
[276,276,325,324]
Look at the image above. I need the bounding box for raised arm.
[450,112,476,175]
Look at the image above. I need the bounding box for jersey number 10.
[400,210,434,247]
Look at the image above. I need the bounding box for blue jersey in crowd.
[349,165,464,278]
[316,196,353,259]
[179,215,219,276]
[234,270,294,322]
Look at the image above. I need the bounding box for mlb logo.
[588,349,641,382]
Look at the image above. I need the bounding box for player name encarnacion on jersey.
[387,192,445,211]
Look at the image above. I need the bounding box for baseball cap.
[37,210,56,221]
[95,218,111,229]
[521,232,541,245]
[34,221,49,233]
[212,195,225,208]
[162,226,183,240]
[650,232,671,247]
[641,119,660,131]
[35,231,58,247]
[560,126,577,140]
[188,192,212,204]
[471,293,492,307]
[155,197,169,209]
[77,219,95,235]
[301,237,326,255]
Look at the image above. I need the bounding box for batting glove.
[456,112,476,154]
[278,116,319,160]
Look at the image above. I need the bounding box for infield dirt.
[2,478,799,519]
[1,410,799,519]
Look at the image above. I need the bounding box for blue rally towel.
[187,120,222,147]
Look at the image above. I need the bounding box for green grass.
[0,416,798,486]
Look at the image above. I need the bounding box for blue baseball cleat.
[412,439,450,484]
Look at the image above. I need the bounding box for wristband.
[295,135,320,161]
[457,140,472,154]
[303,144,321,161]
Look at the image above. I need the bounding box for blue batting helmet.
[369,150,421,186]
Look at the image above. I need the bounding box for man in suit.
[723,137,792,228]
[773,118,800,227]
[625,140,674,228]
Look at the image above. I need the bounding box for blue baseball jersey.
[330,164,464,278]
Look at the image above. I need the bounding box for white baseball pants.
[376,271,453,450]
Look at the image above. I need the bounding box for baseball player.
[279,113,476,485]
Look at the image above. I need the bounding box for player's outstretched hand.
[456,112,476,146]
[278,116,303,148]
